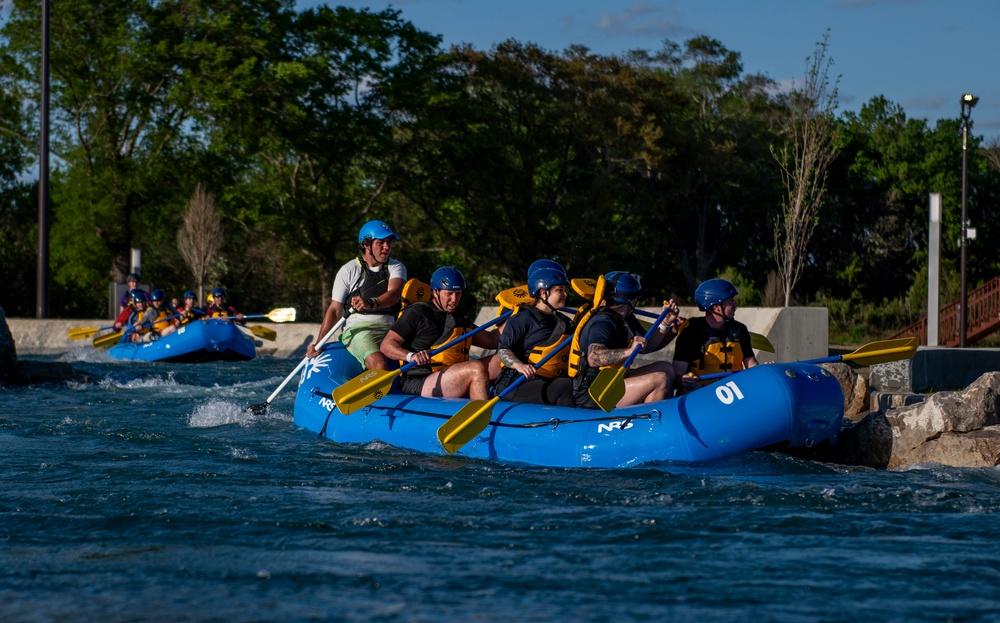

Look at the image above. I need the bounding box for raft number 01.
[715,381,744,405]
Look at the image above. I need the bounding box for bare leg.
[364,351,390,371]
[619,361,675,407]
[420,361,491,399]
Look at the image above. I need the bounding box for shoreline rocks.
[0,307,91,387]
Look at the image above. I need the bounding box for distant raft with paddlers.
[108,318,257,363]
[292,342,845,468]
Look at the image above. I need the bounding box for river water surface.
[1,350,999,622]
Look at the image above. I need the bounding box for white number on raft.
[597,420,634,433]
[715,381,745,405]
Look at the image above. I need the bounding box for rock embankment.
[0,308,90,386]
[835,372,1000,469]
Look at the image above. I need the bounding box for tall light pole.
[37,0,51,318]
[959,93,978,348]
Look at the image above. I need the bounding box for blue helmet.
[606,272,641,303]
[183,290,196,300]
[695,278,738,312]
[358,220,399,244]
[528,267,569,298]
[527,259,565,283]
[150,289,166,302]
[211,287,227,299]
[430,266,466,291]
[129,288,146,304]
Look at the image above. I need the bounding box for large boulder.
[835,372,1000,469]
[0,307,17,386]
[0,308,91,386]
[818,362,868,421]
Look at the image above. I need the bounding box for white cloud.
[595,2,689,38]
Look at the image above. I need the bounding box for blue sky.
[297,0,1000,141]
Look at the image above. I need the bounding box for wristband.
[369,297,378,309]
[405,352,414,362]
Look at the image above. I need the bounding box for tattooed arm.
[498,348,535,379]
[586,336,645,368]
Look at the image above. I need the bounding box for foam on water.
[3,355,1000,623]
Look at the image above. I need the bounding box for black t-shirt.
[498,307,571,362]
[389,302,475,374]
[673,316,754,366]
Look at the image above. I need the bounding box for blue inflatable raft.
[108,319,257,363]
[293,343,844,468]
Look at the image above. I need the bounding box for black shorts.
[399,374,428,396]
[572,376,600,410]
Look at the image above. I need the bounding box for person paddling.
[672,278,758,391]
[380,266,499,400]
[491,261,575,406]
[570,272,680,408]
[308,220,406,371]
[206,288,245,324]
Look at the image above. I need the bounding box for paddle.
[436,334,574,454]
[587,306,674,412]
[247,317,347,416]
[217,307,296,323]
[95,313,183,348]
[68,324,116,340]
[697,337,919,382]
[332,309,514,416]
[245,325,277,341]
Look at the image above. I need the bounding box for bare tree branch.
[177,183,224,303]
[772,31,841,307]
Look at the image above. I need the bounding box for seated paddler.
[672,278,758,392]
[490,260,575,406]
[380,266,499,400]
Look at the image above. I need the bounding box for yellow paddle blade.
[93,331,123,348]
[248,325,277,341]
[437,396,499,454]
[495,285,532,309]
[588,367,626,413]
[571,278,597,299]
[750,332,775,353]
[841,337,918,366]
[332,368,402,415]
[68,326,100,340]
[265,307,296,323]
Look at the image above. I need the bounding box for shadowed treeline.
[1,1,998,343]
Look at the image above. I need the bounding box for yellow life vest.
[152,309,174,333]
[567,307,625,379]
[684,320,747,385]
[428,326,472,371]
[501,305,573,378]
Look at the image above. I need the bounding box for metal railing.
[891,277,1000,346]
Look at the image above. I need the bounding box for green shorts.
[340,321,391,367]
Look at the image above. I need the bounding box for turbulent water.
[2,350,999,623]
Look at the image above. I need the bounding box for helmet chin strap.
[536,290,555,312]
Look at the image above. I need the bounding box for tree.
[0,0,297,314]
[177,183,223,303]
[772,33,841,306]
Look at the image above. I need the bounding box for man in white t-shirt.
[307,220,406,370]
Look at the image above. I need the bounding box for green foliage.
[712,267,762,307]
[1,1,998,338]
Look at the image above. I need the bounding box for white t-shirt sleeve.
[387,258,407,282]
[331,261,363,303]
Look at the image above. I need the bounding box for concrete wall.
[870,346,1000,393]
[9,306,829,363]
